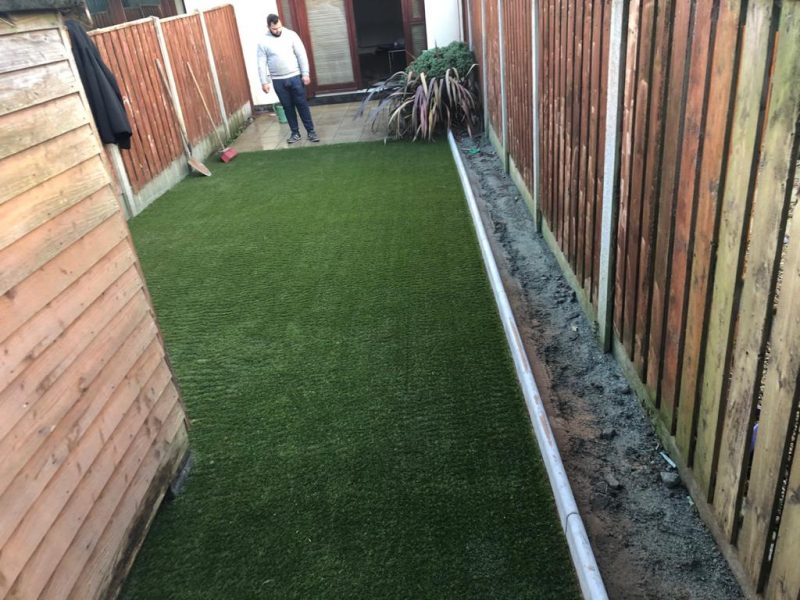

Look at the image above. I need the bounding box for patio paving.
[232,101,386,151]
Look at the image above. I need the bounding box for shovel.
[155,58,211,176]
[187,62,238,163]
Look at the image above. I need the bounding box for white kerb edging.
[448,131,608,600]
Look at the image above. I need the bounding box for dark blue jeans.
[274,76,315,136]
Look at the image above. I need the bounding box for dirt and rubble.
[457,136,743,600]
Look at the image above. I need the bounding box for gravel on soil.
[458,136,744,600]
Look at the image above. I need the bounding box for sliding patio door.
[298,0,361,92]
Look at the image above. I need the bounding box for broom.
[187,62,238,163]
[155,59,211,176]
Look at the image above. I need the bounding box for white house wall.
[185,0,280,105]
[424,0,462,49]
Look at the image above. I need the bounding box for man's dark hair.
[267,14,280,26]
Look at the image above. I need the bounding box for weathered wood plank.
[694,0,775,499]
[578,0,594,288]
[0,288,149,509]
[633,0,672,379]
[37,369,178,600]
[0,242,136,391]
[765,444,800,599]
[0,272,144,449]
[614,0,642,344]
[62,395,186,600]
[0,331,161,598]
[568,0,583,268]
[0,92,88,160]
[0,186,118,296]
[9,352,170,600]
[660,0,716,433]
[586,0,605,302]
[0,28,67,75]
[0,156,108,252]
[646,0,693,405]
[563,0,574,254]
[0,216,129,343]
[0,60,78,117]
[725,5,800,582]
[676,0,743,460]
[623,0,655,360]
[0,125,99,206]
[0,11,62,35]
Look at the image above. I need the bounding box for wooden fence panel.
[504,0,800,595]
[0,11,188,600]
[205,5,250,117]
[632,0,671,380]
[485,0,502,138]
[505,0,533,192]
[162,14,221,145]
[693,0,775,500]
[675,0,743,460]
[723,3,800,585]
[91,21,183,193]
[537,0,609,308]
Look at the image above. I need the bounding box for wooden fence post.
[498,0,508,168]
[198,10,230,139]
[597,0,628,351]
[531,0,541,231]
[153,16,188,145]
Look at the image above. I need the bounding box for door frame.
[287,0,363,95]
[401,0,427,63]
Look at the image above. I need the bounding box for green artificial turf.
[122,142,579,599]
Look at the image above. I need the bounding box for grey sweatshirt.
[257,29,310,84]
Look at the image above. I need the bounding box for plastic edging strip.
[448,130,608,600]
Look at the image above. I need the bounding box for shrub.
[356,42,481,142]
[408,41,476,79]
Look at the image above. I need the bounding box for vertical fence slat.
[633,0,672,379]
[613,0,641,347]
[728,4,800,584]
[660,0,717,434]
[622,0,655,360]
[675,0,743,461]
[577,0,593,287]
[694,0,775,502]
[645,0,692,405]
[766,442,800,599]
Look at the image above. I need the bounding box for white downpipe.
[448,131,608,600]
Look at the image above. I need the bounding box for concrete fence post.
[198,9,230,139]
[481,0,488,135]
[498,0,508,169]
[531,0,542,231]
[597,0,628,351]
[106,144,134,219]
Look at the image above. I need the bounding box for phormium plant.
[357,42,481,141]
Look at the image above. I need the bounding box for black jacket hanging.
[66,20,132,150]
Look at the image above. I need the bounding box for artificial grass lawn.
[122,142,579,599]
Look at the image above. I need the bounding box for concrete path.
[232,102,386,151]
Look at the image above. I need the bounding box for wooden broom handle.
[186,62,225,148]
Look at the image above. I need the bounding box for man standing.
[257,14,320,144]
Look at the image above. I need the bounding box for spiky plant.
[357,64,481,141]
